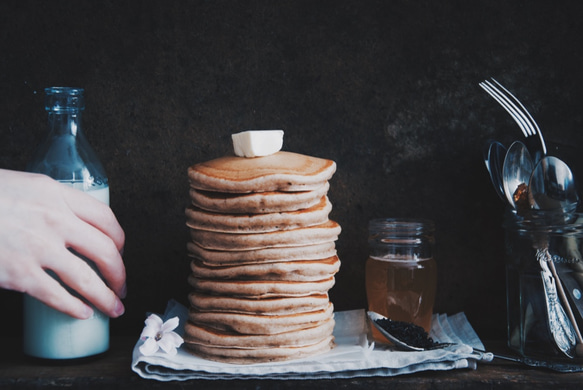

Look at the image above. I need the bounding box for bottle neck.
[47,111,83,136]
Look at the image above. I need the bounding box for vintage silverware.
[483,139,507,201]
[537,250,578,358]
[479,78,546,161]
[502,140,533,209]
[367,311,583,372]
[529,156,579,212]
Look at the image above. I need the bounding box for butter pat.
[232,130,284,157]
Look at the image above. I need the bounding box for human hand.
[0,169,126,319]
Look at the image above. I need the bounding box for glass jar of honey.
[366,218,437,344]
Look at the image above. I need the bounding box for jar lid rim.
[369,218,435,234]
[369,218,434,226]
[45,87,85,95]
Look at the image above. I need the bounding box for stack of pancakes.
[184,151,340,364]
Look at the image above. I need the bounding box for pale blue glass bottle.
[24,87,110,360]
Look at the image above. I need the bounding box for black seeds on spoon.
[375,318,437,349]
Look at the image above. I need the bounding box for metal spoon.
[502,140,534,209]
[483,140,507,201]
[366,311,583,372]
[366,311,441,351]
[529,155,579,212]
[524,153,583,356]
[537,250,580,358]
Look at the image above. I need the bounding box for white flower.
[139,314,184,356]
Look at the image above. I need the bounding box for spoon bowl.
[529,156,579,212]
[367,311,443,351]
[502,141,534,209]
[483,140,507,201]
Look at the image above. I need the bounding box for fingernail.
[113,298,125,317]
[82,305,94,319]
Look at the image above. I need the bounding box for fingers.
[0,171,127,319]
[43,183,127,316]
[44,249,125,319]
[17,242,125,319]
[60,184,125,252]
[58,183,127,299]
[64,219,127,300]
[53,251,126,318]
[25,267,95,320]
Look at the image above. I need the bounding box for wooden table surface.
[2,336,583,389]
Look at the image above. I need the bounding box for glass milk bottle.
[24,87,110,360]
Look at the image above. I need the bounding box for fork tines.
[479,78,547,155]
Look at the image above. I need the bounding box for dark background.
[1,0,583,343]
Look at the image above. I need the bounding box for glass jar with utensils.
[480,77,583,363]
[504,209,583,361]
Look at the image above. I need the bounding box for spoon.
[537,250,582,358]
[366,311,441,351]
[525,156,583,357]
[502,140,534,209]
[366,311,583,372]
[529,156,579,212]
[483,140,507,201]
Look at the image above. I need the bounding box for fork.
[479,78,547,157]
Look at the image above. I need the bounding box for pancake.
[187,241,337,266]
[187,151,336,193]
[189,220,341,251]
[188,275,336,297]
[190,256,340,282]
[189,181,329,214]
[188,292,331,314]
[184,148,340,364]
[188,302,334,334]
[184,317,335,348]
[185,196,332,233]
[184,336,334,364]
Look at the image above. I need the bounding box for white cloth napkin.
[131,300,491,381]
